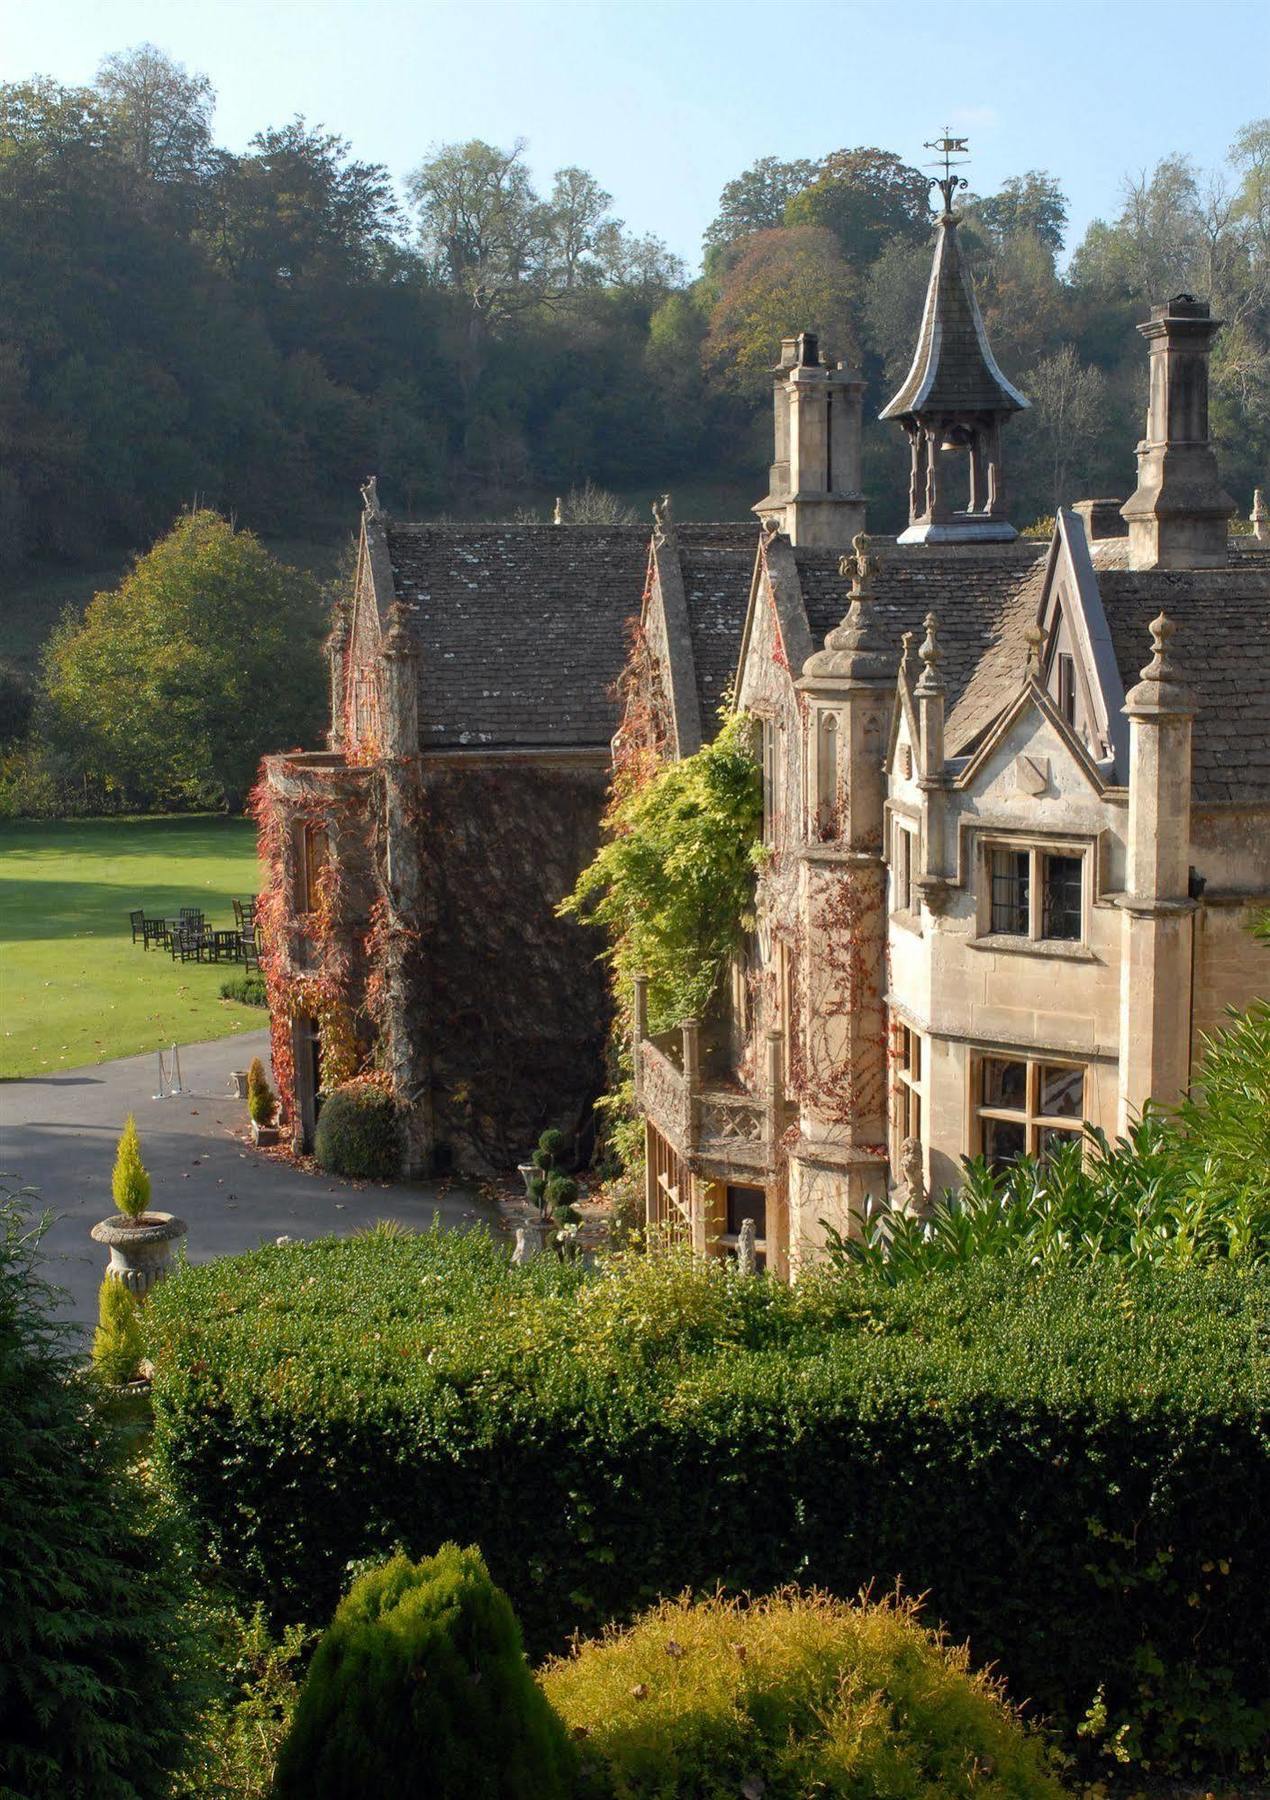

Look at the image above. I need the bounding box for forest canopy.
[0,43,1266,572]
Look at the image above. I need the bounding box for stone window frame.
[889,813,920,927]
[973,832,1092,955]
[971,1051,1086,1170]
[891,1019,924,1167]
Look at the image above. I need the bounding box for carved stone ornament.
[1015,753,1049,796]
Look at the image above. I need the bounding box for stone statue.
[1252,487,1268,544]
[651,493,673,533]
[735,1216,757,1276]
[897,1135,925,1215]
[552,496,564,526]
[360,475,381,517]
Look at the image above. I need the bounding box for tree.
[1016,344,1109,511]
[966,171,1068,255]
[94,42,214,187]
[0,1190,192,1796]
[702,154,817,269]
[44,510,326,812]
[784,146,932,264]
[704,226,860,394]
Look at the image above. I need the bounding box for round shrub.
[542,1588,1067,1800]
[273,1546,576,1800]
[313,1080,402,1180]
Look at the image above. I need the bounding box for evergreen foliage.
[219,970,268,1006]
[312,1078,402,1179]
[111,1111,151,1219]
[544,1588,1066,1799]
[246,1057,277,1128]
[827,1003,1270,1281]
[272,1545,577,1800]
[0,1191,191,1797]
[91,1276,143,1385]
[561,710,763,1035]
[147,1232,1270,1777]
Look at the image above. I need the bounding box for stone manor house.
[257,184,1270,1258]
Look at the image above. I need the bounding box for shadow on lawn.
[0,877,259,943]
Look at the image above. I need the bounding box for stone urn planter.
[512,1215,553,1264]
[251,1117,279,1147]
[230,1069,249,1099]
[90,1213,187,1297]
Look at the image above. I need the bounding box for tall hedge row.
[146,1233,1270,1776]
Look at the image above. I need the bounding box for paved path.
[0,1030,499,1331]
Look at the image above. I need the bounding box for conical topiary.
[246,1056,276,1127]
[92,1277,144,1385]
[272,1545,576,1800]
[111,1114,151,1220]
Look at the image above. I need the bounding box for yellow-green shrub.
[91,1277,143,1385]
[246,1057,276,1128]
[543,1588,1068,1799]
[111,1113,150,1219]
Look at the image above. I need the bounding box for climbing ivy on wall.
[560,712,764,1039]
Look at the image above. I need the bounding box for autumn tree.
[1015,344,1110,511]
[44,510,326,811]
[94,42,214,187]
[965,171,1068,255]
[702,154,817,270]
[783,146,931,264]
[704,226,859,393]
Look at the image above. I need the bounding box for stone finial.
[899,629,914,681]
[1023,623,1045,680]
[1253,487,1269,544]
[803,533,890,681]
[1125,611,1194,715]
[735,1216,757,1276]
[915,612,944,695]
[896,1134,926,1215]
[360,475,382,518]
[651,493,673,532]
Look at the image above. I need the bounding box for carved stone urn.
[90,1213,188,1296]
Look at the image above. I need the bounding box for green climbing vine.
[560,711,764,1039]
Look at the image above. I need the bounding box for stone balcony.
[632,976,786,1179]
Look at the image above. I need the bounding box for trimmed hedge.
[313,1080,402,1180]
[146,1236,1270,1778]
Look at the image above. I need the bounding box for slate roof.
[943,546,1270,807]
[879,215,1028,421]
[796,542,1046,708]
[677,531,760,733]
[385,523,751,751]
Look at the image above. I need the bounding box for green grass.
[0,817,265,1079]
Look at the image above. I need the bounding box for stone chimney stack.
[1120,295,1235,569]
[754,331,865,548]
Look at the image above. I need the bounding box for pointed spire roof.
[880,211,1028,422]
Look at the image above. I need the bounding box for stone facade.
[627,227,1270,1275]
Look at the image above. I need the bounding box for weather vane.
[924,129,970,216]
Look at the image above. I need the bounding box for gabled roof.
[879,214,1028,421]
[676,530,762,736]
[944,525,1270,807]
[382,522,747,752]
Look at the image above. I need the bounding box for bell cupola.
[880,135,1028,545]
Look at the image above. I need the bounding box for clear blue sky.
[4,0,1267,268]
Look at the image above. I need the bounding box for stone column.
[789,539,892,1269]
[1117,613,1196,1132]
[325,605,349,752]
[913,614,948,907]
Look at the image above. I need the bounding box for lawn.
[0,816,265,1079]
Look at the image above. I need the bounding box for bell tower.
[880,134,1028,544]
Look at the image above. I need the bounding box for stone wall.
[419,755,611,1175]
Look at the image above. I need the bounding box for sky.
[3,0,1267,270]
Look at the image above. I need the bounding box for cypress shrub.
[543,1589,1067,1799]
[111,1112,151,1219]
[147,1237,1270,1779]
[0,1193,192,1797]
[313,1080,402,1180]
[246,1057,276,1127]
[272,1546,576,1800]
[91,1276,144,1385]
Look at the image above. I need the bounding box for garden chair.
[129,909,145,944]
[241,923,263,974]
[141,913,169,951]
